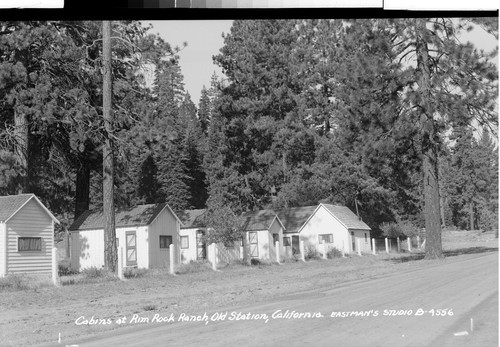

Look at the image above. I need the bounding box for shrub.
[123,268,148,279]
[304,244,320,260]
[327,247,343,259]
[143,304,157,311]
[82,267,107,279]
[380,222,404,238]
[0,274,52,292]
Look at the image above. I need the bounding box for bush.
[304,244,321,260]
[82,267,107,279]
[327,247,343,259]
[123,268,148,279]
[380,222,403,238]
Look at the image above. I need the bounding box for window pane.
[18,237,42,251]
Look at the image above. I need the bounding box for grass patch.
[175,260,212,275]
[0,274,52,292]
[60,267,117,286]
[142,304,157,311]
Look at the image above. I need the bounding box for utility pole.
[102,21,118,272]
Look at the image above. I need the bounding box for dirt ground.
[0,230,497,347]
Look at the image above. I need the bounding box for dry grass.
[0,230,496,346]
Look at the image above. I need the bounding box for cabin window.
[283,237,291,247]
[319,234,333,243]
[159,235,173,249]
[180,236,189,249]
[18,237,42,252]
[272,233,279,244]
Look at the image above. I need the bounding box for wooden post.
[322,240,327,259]
[385,238,389,254]
[239,245,244,260]
[275,241,280,264]
[397,237,401,253]
[210,243,217,271]
[300,240,305,262]
[118,246,124,280]
[372,238,376,255]
[357,239,362,256]
[417,235,421,248]
[169,244,175,275]
[342,241,346,257]
[52,247,59,286]
[408,237,412,252]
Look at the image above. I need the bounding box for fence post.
[210,243,217,271]
[169,244,175,275]
[408,237,412,252]
[372,238,376,255]
[275,241,280,264]
[356,239,361,256]
[322,240,327,259]
[397,237,401,253]
[118,246,124,280]
[417,235,421,248]
[52,247,59,286]
[385,238,389,254]
[300,240,305,262]
[239,244,244,260]
[342,241,346,257]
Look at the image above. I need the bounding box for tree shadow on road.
[385,246,498,263]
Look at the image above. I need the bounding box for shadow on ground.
[385,246,498,263]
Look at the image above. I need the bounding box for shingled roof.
[176,209,207,229]
[69,203,179,231]
[241,209,284,231]
[0,194,59,223]
[320,204,371,231]
[276,206,317,233]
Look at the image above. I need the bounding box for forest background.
[0,19,497,248]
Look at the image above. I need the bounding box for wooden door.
[197,230,206,260]
[126,231,137,267]
[292,235,300,255]
[249,232,259,257]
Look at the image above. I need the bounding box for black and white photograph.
[0,4,498,346]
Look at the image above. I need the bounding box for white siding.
[116,226,148,269]
[299,206,348,254]
[0,223,5,277]
[148,208,179,268]
[179,228,198,264]
[6,199,53,274]
[71,228,105,270]
[351,229,372,253]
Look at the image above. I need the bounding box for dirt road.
[62,252,498,347]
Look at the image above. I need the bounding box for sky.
[146,19,498,107]
[146,20,234,104]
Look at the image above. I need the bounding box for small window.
[180,236,189,249]
[283,237,291,247]
[319,234,333,243]
[272,233,279,244]
[160,235,173,249]
[18,237,42,252]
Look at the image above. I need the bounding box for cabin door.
[249,232,259,257]
[351,231,356,252]
[292,235,300,255]
[197,230,206,260]
[126,231,137,267]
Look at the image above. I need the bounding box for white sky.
[147,20,233,104]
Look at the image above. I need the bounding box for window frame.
[180,235,189,249]
[159,235,173,249]
[18,237,42,252]
[318,234,333,244]
[283,236,291,247]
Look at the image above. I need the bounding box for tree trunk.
[102,21,117,273]
[469,201,474,231]
[415,19,444,259]
[14,108,29,193]
[74,163,90,220]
